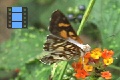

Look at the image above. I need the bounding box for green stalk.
[109,65,120,71]
[58,62,68,80]
[58,0,96,80]
[77,0,96,35]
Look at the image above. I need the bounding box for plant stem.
[58,62,68,80]
[58,0,96,80]
[77,0,96,35]
[109,65,120,71]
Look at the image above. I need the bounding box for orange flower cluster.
[72,48,114,80]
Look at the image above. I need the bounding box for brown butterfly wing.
[40,35,82,64]
[49,10,83,43]
[40,10,86,64]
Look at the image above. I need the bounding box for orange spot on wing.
[72,37,77,40]
[69,31,74,36]
[68,31,82,43]
[69,31,77,40]
[60,30,68,38]
[58,23,70,27]
[60,30,83,43]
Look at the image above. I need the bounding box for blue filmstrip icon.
[7,7,28,29]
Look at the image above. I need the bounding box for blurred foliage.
[0,0,120,80]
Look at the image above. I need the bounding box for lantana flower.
[101,71,112,79]
[90,48,102,59]
[72,62,83,71]
[102,49,114,59]
[75,69,89,79]
[84,65,93,71]
[71,48,114,79]
[84,52,91,59]
[103,57,113,65]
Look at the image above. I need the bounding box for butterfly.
[40,10,91,65]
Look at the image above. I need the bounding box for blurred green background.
[0,0,120,80]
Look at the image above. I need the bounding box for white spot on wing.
[67,38,91,52]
